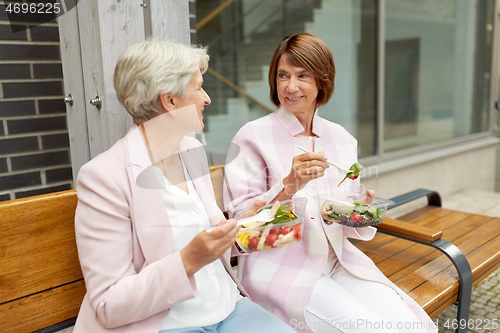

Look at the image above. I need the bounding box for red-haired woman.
[224,33,436,333]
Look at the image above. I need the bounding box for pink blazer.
[73,125,247,333]
[223,107,437,333]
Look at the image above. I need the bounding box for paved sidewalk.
[436,269,500,333]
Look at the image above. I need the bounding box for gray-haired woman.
[73,39,295,333]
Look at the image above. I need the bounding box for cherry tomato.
[350,213,363,223]
[269,228,280,236]
[280,226,293,235]
[266,233,279,246]
[248,237,259,250]
[349,174,359,180]
[293,224,302,241]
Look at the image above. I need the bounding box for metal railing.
[206,67,273,113]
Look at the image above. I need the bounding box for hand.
[235,199,267,219]
[281,151,330,198]
[359,189,375,205]
[180,218,240,277]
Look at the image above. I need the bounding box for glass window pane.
[196,0,377,161]
[384,0,494,152]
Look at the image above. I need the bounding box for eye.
[299,74,309,79]
[278,73,287,79]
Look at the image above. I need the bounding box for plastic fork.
[235,209,275,226]
[297,146,351,174]
[205,208,275,233]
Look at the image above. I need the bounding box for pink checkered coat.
[224,107,437,333]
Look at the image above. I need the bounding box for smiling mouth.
[287,96,303,101]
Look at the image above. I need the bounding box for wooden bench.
[354,189,500,333]
[0,189,84,333]
[1,167,498,332]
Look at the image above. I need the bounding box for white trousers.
[304,263,430,333]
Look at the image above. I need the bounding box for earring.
[171,110,177,116]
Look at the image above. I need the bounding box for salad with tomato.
[319,193,393,228]
[235,199,305,252]
[321,200,384,227]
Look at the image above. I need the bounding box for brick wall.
[0,5,72,202]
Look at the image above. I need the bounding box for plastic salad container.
[235,198,306,252]
[318,192,394,228]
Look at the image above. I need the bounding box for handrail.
[201,0,276,49]
[206,67,273,113]
[196,0,235,30]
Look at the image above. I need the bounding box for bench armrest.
[388,188,441,209]
[376,217,443,242]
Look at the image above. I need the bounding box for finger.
[205,219,234,235]
[312,171,325,179]
[296,152,328,162]
[217,238,237,255]
[358,190,375,205]
[208,219,237,237]
[296,160,329,175]
[230,222,241,235]
[213,228,238,253]
[364,190,375,205]
[301,164,326,177]
[229,225,240,239]
[306,162,329,173]
[300,165,313,177]
[249,199,266,209]
[309,159,330,168]
[217,221,239,240]
[237,207,259,218]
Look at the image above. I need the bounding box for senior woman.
[72,39,296,333]
[224,33,437,333]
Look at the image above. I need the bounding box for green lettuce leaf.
[337,162,363,187]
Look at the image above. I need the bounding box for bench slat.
[375,212,493,280]
[0,280,85,333]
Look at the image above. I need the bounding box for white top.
[158,156,240,330]
[298,135,338,276]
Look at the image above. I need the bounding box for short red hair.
[268,33,335,107]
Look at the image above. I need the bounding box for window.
[384,0,494,152]
[195,0,495,162]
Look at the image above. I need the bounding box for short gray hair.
[113,39,209,123]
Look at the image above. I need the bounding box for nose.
[287,77,299,93]
[203,88,211,105]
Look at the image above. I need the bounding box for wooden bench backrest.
[209,163,225,211]
[0,189,85,333]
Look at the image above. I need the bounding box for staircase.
[197,0,322,123]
